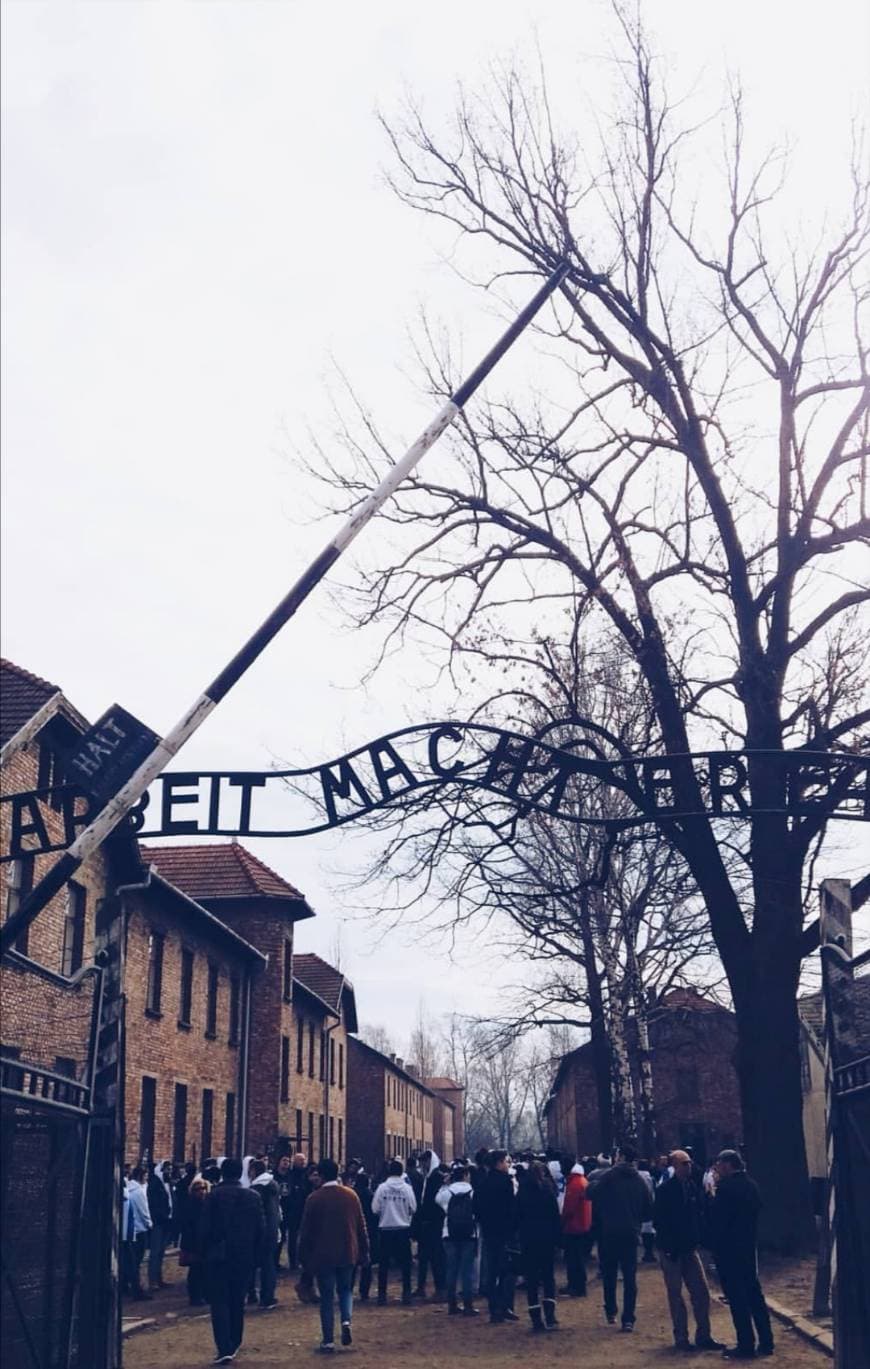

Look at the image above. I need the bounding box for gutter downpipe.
[323,1018,341,1162]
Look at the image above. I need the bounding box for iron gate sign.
[2,721,867,862]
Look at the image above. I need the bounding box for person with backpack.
[561,1159,592,1296]
[517,1161,562,1332]
[437,1163,480,1316]
[474,1150,519,1324]
[371,1158,417,1305]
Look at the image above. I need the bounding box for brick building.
[291,953,358,1165]
[425,1077,464,1159]
[545,988,743,1164]
[140,843,315,1154]
[346,1037,435,1173]
[1,659,139,1083]
[121,867,266,1164]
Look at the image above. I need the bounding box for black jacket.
[146,1173,171,1226]
[591,1163,653,1239]
[278,1166,310,1222]
[654,1175,705,1257]
[516,1180,561,1250]
[474,1169,516,1241]
[200,1180,266,1272]
[710,1171,762,1266]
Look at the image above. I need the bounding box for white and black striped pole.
[1,260,570,955]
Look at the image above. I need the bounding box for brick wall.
[196,902,296,1152]
[346,1037,385,1173]
[1,732,112,1077]
[432,1097,455,1161]
[546,998,744,1164]
[346,1039,434,1174]
[288,998,349,1163]
[122,887,255,1165]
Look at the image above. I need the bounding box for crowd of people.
[121,1142,775,1363]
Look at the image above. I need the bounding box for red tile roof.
[293,953,345,1012]
[140,842,306,902]
[1,658,61,748]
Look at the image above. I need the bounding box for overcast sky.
[3,0,868,1047]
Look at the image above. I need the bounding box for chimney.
[406,1063,419,1079]
[395,1057,404,1070]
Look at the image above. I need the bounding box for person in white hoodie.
[123,1167,153,1300]
[436,1164,480,1317]
[372,1159,417,1305]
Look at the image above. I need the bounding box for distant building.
[291,952,358,1165]
[140,842,315,1153]
[346,1037,435,1173]
[799,977,870,1195]
[545,988,743,1165]
[425,1076,465,1158]
[1,658,139,1088]
[121,867,265,1164]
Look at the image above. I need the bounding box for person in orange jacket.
[560,1160,592,1296]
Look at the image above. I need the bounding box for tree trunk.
[624,932,657,1157]
[730,843,815,1253]
[578,907,613,1152]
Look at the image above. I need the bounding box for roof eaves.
[292,977,339,1019]
[145,870,267,965]
[0,691,63,764]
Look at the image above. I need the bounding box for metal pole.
[0,262,569,957]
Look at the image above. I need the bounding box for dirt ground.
[124,1256,829,1369]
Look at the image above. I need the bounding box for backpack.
[447,1189,475,1241]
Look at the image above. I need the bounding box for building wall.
[198,901,297,1152]
[122,889,253,1165]
[346,1039,434,1174]
[432,1098,455,1161]
[289,999,349,1163]
[1,731,112,1077]
[546,999,744,1165]
[346,1037,385,1173]
[428,1083,465,1157]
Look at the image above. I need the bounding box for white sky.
[3,0,868,1046]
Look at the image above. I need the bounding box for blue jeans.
[318,1265,354,1345]
[444,1238,477,1305]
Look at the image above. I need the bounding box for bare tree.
[359,1023,396,1056]
[310,8,868,1248]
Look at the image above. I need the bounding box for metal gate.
[0,1064,90,1369]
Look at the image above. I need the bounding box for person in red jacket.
[560,1160,592,1296]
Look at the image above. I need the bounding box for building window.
[61,882,86,977]
[228,975,241,1046]
[179,948,194,1027]
[173,1083,188,1162]
[307,1111,314,1158]
[54,1056,77,1105]
[338,1043,344,1089]
[330,1038,336,1085]
[296,1017,304,1073]
[329,1116,334,1157]
[676,1067,700,1104]
[225,1092,236,1154]
[283,939,293,1001]
[5,855,34,956]
[140,1077,157,1162]
[146,931,165,1016]
[318,1114,325,1159]
[205,962,219,1038]
[338,1118,343,1165]
[281,1035,290,1103]
[308,1023,315,1077]
[295,1108,303,1149]
[201,1088,214,1159]
[319,1030,326,1082]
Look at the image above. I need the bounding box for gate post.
[819,879,870,1369]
